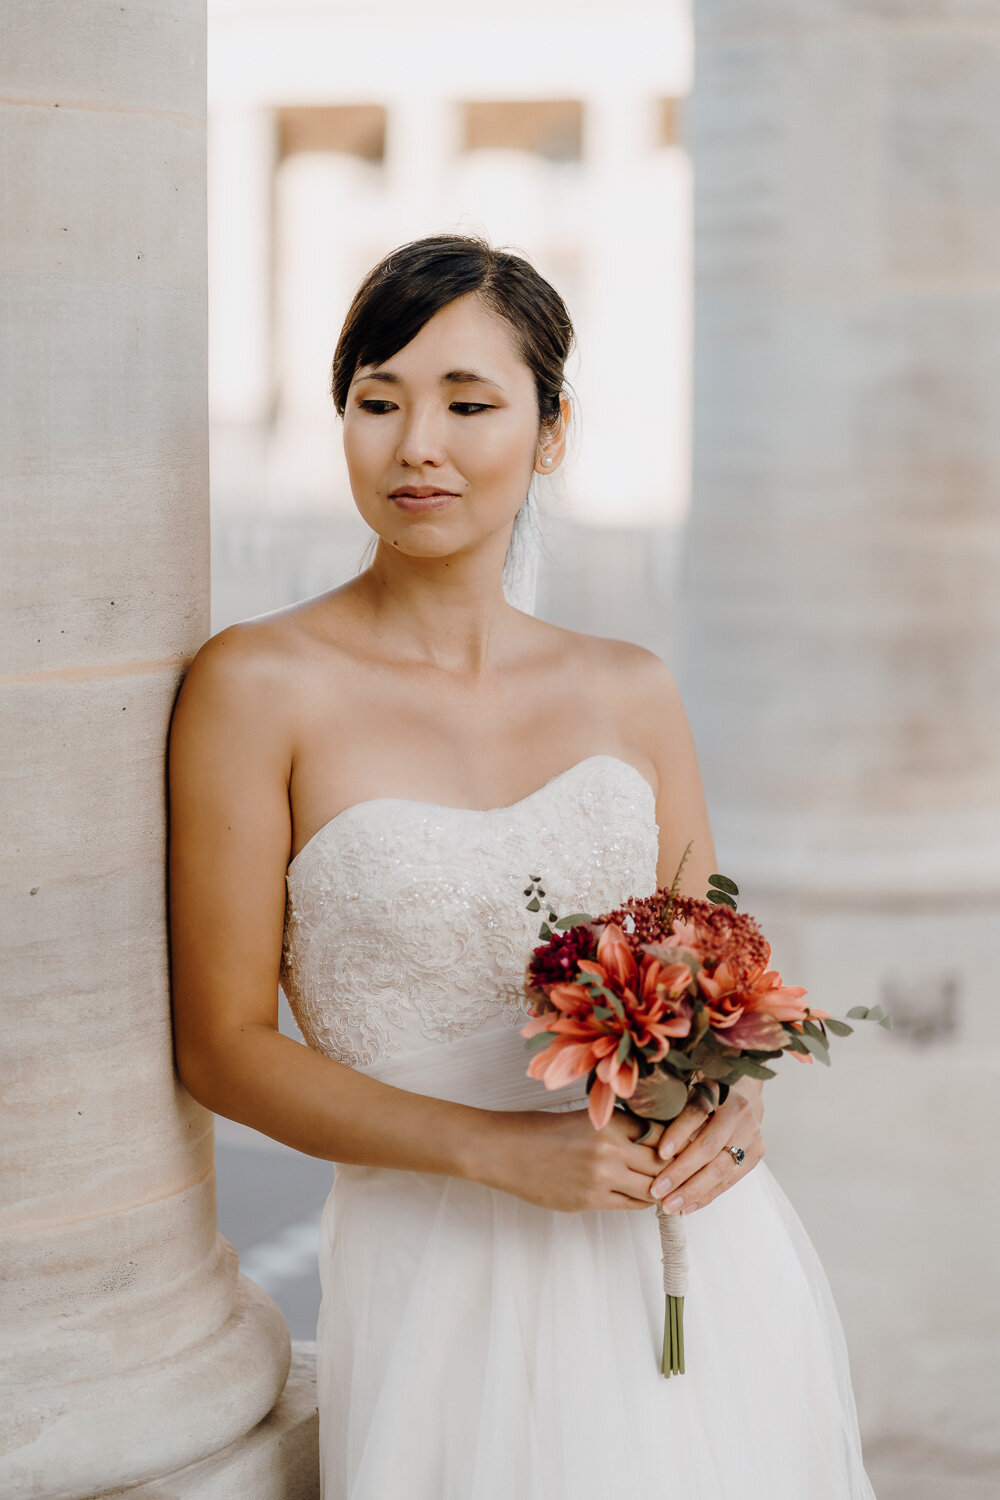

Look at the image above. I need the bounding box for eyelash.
[358,400,494,416]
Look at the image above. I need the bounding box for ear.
[534,392,571,474]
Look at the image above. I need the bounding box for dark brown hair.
[331,232,575,441]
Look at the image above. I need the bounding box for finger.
[615,1112,665,1148]
[657,1138,764,1213]
[655,1100,720,1165]
[623,1140,669,1177]
[619,1166,671,1202]
[656,1097,718,1161]
[690,1139,765,1210]
[650,1106,748,1197]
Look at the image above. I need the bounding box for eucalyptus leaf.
[539,922,553,940]
[707,872,739,896]
[689,1005,711,1047]
[802,1019,825,1040]
[867,1003,886,1022]
[616,1033,632,1063]
[824,1017,854,1037]
[739,1060,777,1080]
[591,1006,614,1020]
[846,1005,870,1019]
[798,1032,831,1065]
[700,1054,736,1081]
[526,897,541,912]
[628,1072,689,1121]
[554,913,593,929]
[524,1031,555,1054]
[879,1016,893,1030]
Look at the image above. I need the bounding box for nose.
[394,404,448,469]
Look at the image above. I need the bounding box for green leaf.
[628,1072,689,1121]
[688,1005,711,1047]
[802,1018,825,1040]
[591,1005,614,1020]
[526,897,541,912]
[524,1031,554,1054]
[798,1031,831,1065]
[879,1016,893,1030]
[783,1033,809,1053]
[706,889,737,908]
[845,1005,870,1019]
[824,1017,854,1037]
[867,1003,886,1022]
[667,1051,696,1072]
[739,1059,777,1080]
[707,873,739,897]
[700,1054,736,1081]
[554,913,593,929]
[616,1033,632,1063]
[539,922,553,940]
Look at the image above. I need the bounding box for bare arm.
[167,625,665,1210]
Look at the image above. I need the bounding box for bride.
[168,232,876,1498]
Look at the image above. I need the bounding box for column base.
[97,1342,318,1500]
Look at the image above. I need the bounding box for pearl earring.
[542,455,552,465]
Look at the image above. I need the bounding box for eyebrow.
[352,367,506,393]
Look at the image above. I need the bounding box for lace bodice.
[280,755,659,1110]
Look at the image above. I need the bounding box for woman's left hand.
[645,1077,766,1214]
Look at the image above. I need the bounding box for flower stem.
[661,1295,685,1377]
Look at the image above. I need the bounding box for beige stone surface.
[0,4,292,1496]
[98,1341,319,1499]
[683,0,1000,1482]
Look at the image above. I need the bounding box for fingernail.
[658,1141,675,1160]
[682,1203,700,1214]
[664,1194,684,1213]
[650,1178,671,1199]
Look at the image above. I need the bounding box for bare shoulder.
[539,621,684,727]
[172,598,335,742]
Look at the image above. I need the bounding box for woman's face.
[342,292,559,563]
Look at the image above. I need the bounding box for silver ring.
[727,1144,746,1167]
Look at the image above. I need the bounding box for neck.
[354,532,519,675]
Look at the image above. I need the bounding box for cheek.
[342,422,381,478]
[456,417,535,482]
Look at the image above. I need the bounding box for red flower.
[522,924,695,1128]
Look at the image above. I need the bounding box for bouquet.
[519,845,889,1377]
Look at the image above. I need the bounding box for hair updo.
[331,232,576,578]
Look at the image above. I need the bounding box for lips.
[388,486,459,514]
[389,487,459,499]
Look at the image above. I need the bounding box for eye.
[358,399,396,414]
[450,402,494,415]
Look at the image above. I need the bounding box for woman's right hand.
[475,1105,666,1213]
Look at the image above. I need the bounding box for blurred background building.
[207,0,690,646]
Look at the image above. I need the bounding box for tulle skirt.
[314,1150,877,1499]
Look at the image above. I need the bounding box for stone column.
[681,1,1000,1484]
[0,5,294,1496]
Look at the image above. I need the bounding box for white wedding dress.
[280,754,877,1499]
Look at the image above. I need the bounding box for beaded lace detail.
[280,755,659,1071]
